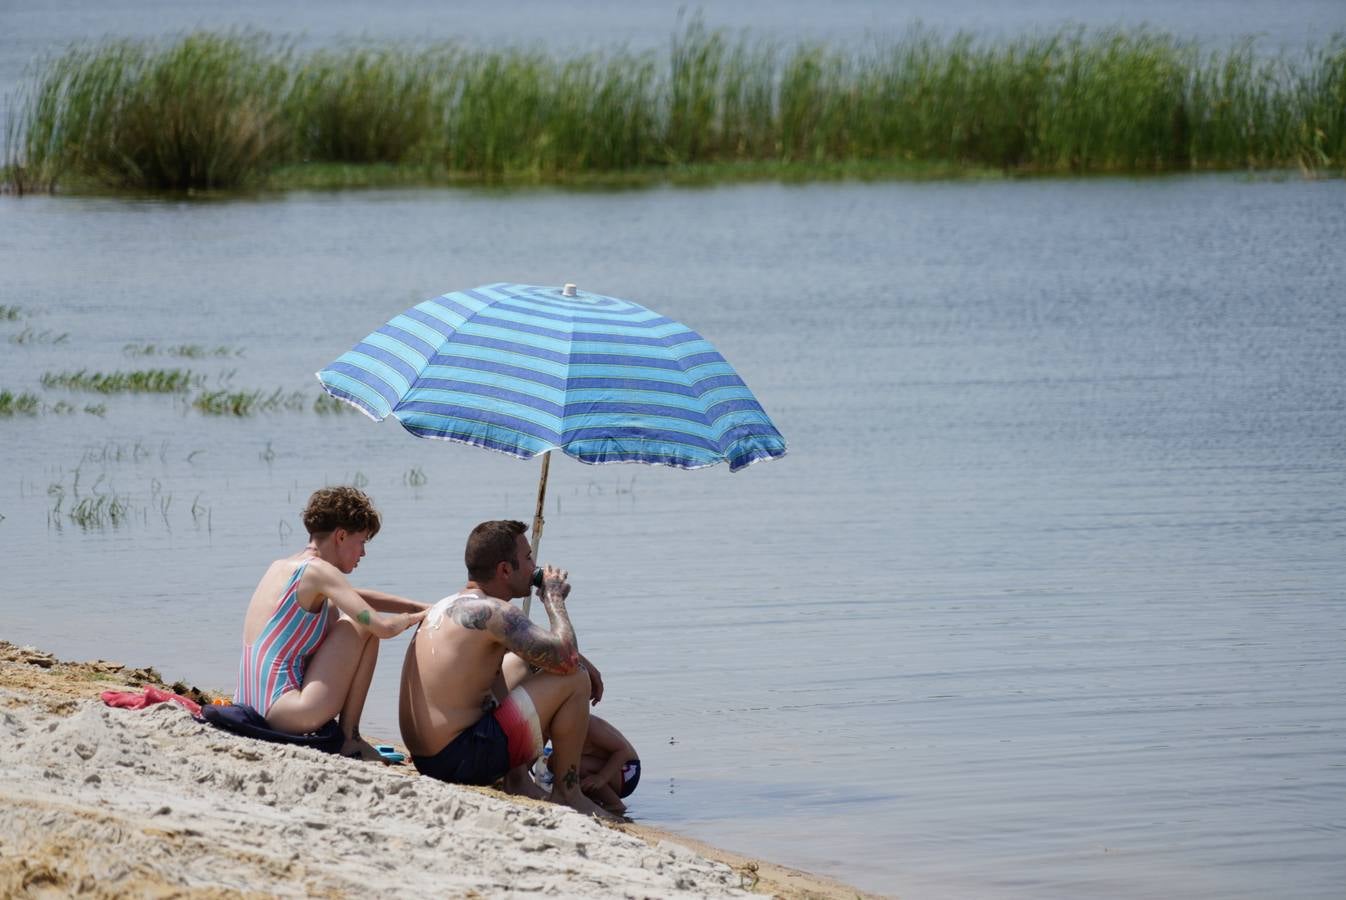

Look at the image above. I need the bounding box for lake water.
[4,2,1346,898]
[4,174,1345,899]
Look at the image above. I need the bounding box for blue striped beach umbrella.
[317,282,786,594]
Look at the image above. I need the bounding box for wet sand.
[0,642,878,899]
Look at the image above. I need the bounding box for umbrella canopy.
[317,282,786,472]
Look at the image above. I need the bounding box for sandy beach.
[0,641,874,899]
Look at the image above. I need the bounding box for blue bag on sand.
[198,703,344,754]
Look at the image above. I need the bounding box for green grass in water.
[312,392,355,414]
[5,24,1344,192]
[0,390,41,416]
[68,493,131,528]
[193,388,307,416]
[41,368,198,393]
[10,327,69,345]
[123,342,243,358]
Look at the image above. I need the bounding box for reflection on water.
[2,175,1344,898]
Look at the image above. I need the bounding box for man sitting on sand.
[398,520,611,818]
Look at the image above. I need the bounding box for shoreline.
[5,159,1337,199]
[0,641,879,899]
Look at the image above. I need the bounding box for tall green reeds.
[289,46,438,163]
[13,32,290,190]
[4,24,1343,192]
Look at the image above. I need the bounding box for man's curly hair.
[302,486,381,538]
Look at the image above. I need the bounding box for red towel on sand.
[101,685,202,718]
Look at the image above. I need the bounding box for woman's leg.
[264,615,380,757]
[337,628,380,757]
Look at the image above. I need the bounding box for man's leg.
[264,615,383,759]
[499,652,545,794]
[515,668,611,818]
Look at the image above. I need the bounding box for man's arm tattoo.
[500,606,578,673]
[451,601,492,631]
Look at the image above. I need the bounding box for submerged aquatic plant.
[45,457,214,532]
[312,392,354,414]
[0,390,41,416]
[67,492,132,528]
[41,368,198,393]
[10,327,69,345]
[123,342,243,358]
[193,387,307,415]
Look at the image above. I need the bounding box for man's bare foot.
[555,789,619,821]
[503,765,551,801]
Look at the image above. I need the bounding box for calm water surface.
[2,175,1344,898]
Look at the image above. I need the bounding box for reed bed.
[9,33,290,190]
[5,24,1343,191]
[41,368,198,393]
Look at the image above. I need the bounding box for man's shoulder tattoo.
[450,600,493,631]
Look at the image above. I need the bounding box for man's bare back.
[399,591,514,756]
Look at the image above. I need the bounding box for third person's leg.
[516,668,611,818]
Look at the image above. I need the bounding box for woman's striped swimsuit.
[235,560,330,715]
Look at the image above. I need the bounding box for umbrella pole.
[523,451,551,617]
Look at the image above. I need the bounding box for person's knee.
[329,615,367,642]
[567,664,591,697]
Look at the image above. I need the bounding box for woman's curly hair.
[302,486,381,538]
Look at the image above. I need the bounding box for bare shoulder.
[300,555,340,579]
[292,556,346,611]
[447,594,510,633]
[298,557,348,594]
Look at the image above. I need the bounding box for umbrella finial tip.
[562,283,578,297]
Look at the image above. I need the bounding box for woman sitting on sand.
[235,486,425,759]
